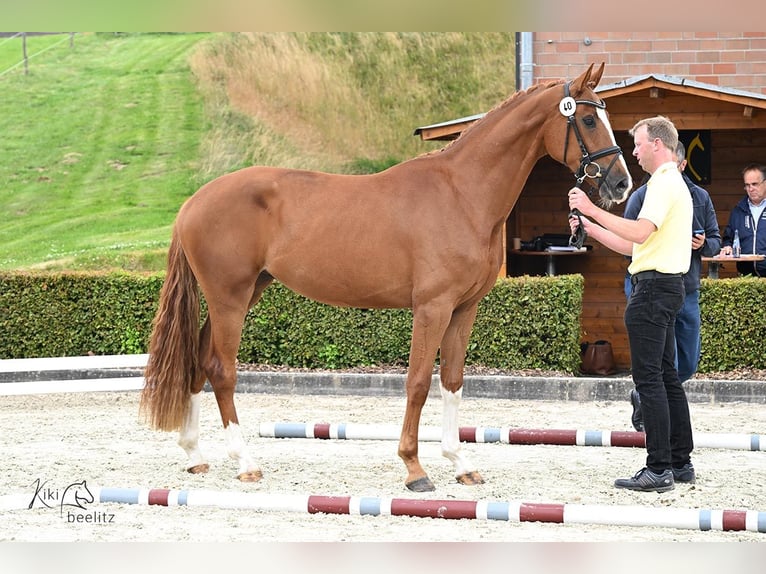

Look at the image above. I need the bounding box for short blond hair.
[629,116,679,153]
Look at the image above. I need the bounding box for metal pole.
[22,32,28,75]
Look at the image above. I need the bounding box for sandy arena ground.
[1,388,765,545]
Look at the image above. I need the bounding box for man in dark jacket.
[719,163,766,276]
[624,141,721,432]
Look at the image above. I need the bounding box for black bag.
[521,233,585,251]
[541,233,573,247]
[580,340,617,376]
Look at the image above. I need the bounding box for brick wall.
[533,32,766,94]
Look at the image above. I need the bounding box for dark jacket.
[624,173,721,292]
[722,196,766,276]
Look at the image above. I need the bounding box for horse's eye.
[582,115,596,128]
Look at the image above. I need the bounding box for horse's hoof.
[406,476,435,492]
[187,463,210,474]
[237,470,264,482]
[456,471,485,486]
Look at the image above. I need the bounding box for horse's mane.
[419,78,565,157]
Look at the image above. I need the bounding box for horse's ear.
[589,62,605,88]
[570,62,605,96]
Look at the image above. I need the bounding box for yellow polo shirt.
[627,161,693,275]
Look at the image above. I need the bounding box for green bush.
[469,275,583,372]
[239,283,414,368]
[699,277,766,372]
[0,271,163,357]
[0,271,582,372]
[3,272,763,375]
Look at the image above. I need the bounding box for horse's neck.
[440,89,555,226]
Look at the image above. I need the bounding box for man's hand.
[569,212,591,236]
[691,231,705,250]
[568,187,596,217]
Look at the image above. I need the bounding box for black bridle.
[561,81,624,248]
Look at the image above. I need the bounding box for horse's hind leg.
[178,397,209,474]
[439,303,484,486]
[203,312,262,481]
[177,321,213,474]
[202,274,273,481]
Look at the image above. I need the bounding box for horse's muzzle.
[599,172,632,205]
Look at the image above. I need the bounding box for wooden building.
[414,73,766,369]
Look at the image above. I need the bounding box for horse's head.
[544,62,633,207]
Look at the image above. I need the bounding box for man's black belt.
[631,270,684,285]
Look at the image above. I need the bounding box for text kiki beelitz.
[28,478,115,524]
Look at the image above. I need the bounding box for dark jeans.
[625,274,694,472]
[674,289,701,383]
[625,277,701,383]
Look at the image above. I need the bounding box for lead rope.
[568,180,587,249]
[568,210,587,248]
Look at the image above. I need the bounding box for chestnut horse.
[140,62,632,492]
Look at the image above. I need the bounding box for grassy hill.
[0,32,516,272]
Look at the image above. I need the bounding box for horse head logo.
[60,480,94,515]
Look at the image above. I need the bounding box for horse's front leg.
[439,303,484,486]
[399,302,452,492]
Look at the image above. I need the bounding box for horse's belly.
[267,254,413,308]
[275,267,413,310]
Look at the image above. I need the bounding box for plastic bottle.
[732,229,741,258]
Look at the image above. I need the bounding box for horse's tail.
[140,230,200,432]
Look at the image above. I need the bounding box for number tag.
[559,96,576,117]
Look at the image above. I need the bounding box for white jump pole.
[258,422,766,452]
[0,354,148,372]
[0,377,145,395]
[3,486,764,534]
[0,354,148,396]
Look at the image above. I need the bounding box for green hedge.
[3,272,764,374]
[0,272,163,357]
[0,271,583,372]
[241,275,584,372]
[468,274,583,370]
[698,277,766,372]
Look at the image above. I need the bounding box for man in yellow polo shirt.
[568,116,694,493]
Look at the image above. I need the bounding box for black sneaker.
[614,467,674,492]
[672,462,696,484]
[630,389,644,432]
